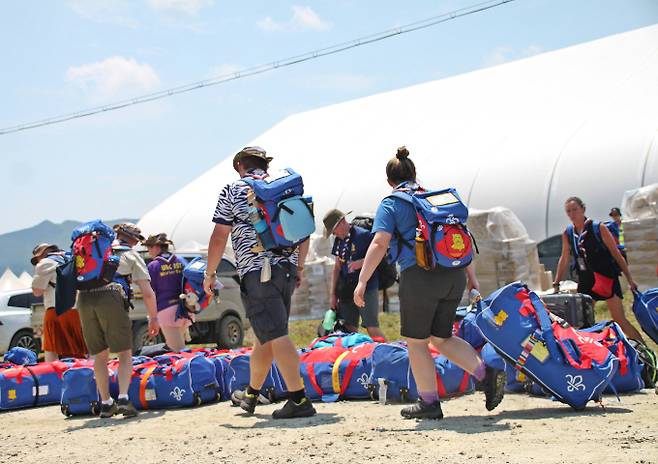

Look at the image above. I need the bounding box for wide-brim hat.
[113,223,145,242]
[323,209,352,238]
[142,233,174,247]
[232,146,273,171]
[31,243,61,266]
[609,207,622,217]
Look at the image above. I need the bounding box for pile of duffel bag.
[0,348,93,411]
[473,281,654,409]
[62,351,222,416]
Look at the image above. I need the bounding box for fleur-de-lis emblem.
[356,373,369,388]
[565,375,585,392]
[170,386,186,401]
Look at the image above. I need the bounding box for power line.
[0,0,517,136]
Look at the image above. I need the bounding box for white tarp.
[138,25,658,246]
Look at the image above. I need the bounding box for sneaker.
[239,392,259,415]
[400,399,443,420]
[483,367,506,411]
[117,398,139,418]
[272,398,316,419]
[99,400,118,418]
[231,389,271,406]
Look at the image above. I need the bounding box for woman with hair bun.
[553,197,644,342]
[354,146,505,420]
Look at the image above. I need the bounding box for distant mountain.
[0,219,138,275]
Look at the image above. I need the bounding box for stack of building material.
[290,256,334,319]
[468,207,545,298]
[622,183,658,290]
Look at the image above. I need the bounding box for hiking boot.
[400,399,443,420]
[117,398,138,418]
[99,400,118,418]
[239,391,259,415]
[272,398,316,419]
[483,367,506,411]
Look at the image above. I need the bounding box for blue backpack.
[176,257,213,321]
[71,220,120,289]
[48,253,77,315]
[390,185,475,269]
[242,168,315,253]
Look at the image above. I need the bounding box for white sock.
[102,398,114,406]
[118,394,129,401]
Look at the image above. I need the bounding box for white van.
[0,288,41,354]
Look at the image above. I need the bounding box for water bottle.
[322,309,336,331]
[378,378,387,405]
[469,288,481,304]
[248,204,277,250]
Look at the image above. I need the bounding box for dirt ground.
[1,391,656,464]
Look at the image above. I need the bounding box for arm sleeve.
[32,259,57,290]
[130,253,151,282]
[372,198,397,234]
[212,184,234,225]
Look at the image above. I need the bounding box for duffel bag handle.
[528,291,563,364]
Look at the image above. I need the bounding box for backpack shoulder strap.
[565,224,578,256]
[591,220,604,246]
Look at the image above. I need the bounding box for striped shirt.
[212,170,298,277]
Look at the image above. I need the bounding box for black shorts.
[577,271,623,301]
[240,264,297,344]
[398,265,466,339]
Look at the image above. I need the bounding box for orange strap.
[139,366,157,410]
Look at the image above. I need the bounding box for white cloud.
[290,5,332,31]
[258,5,332,32]
[483,46,513,67]
[146,0,214,16]
[66,56,161,103]
[66,0,138,28]
[483,44,544,67]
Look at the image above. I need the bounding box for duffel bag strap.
[305,364,324,398]
[515,330,542,370]
[139,366,157,410]
[528,291,563,363]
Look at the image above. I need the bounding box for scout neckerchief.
[570,218,592,271]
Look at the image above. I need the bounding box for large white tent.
[138,25,658,246]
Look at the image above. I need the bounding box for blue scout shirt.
[332,225,379,290]
[372,196,417,272]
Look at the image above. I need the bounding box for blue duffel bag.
[125,354,220,410]
[475,282,618,410]
[228,353,288,402]
[581,321,645,394]
[632,288,658,345]
[61,366,101,416]
[367,342,474,402]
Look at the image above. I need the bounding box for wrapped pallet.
[290,256,335,319]
[468,207,545,298]
[621,183,658,290]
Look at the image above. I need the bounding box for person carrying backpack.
[76,222,159,418]
[553,197,644,342]
[353,147,505,420]
[204,146,316,419]
[30,243,87,361]
[323,209,386,341]
[143,233,189,352]
[606,207,627,262]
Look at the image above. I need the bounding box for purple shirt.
[147,253,185,311]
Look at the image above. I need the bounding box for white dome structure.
[138,25,658,246]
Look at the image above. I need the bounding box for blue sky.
[1,0,656,234]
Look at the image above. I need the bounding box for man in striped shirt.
[204,146,315,419]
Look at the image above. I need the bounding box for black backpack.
[351,215,398,291]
